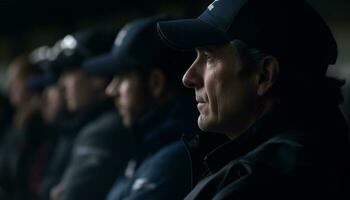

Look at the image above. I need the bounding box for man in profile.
[83,15,200,199]
[35,28,132,200]
[158,0,350,199]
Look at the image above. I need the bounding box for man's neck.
[225,96,277,140]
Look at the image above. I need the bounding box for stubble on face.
[189,43,259,138]
[111,72,152,128]
[60,70,91,112]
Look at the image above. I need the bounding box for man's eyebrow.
[197,46,217,53]
[196,47,213,53]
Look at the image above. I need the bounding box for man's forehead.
[196,46,216,53]
[63,68,83,75]
[58,69,83,81]
[195,43,235,53]
[113,69,138,79]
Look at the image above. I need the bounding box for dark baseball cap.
[26,46,59,93]
[83,15,194,77]
[47,27,118,73]
[157,0,338,75]
[27,72,59,93]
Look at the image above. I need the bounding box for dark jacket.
[39,99,115,200]
[58,110,135,200]
[107,94,200,200]
[184,104,350,200]
[0,113,55,200]
[0,94,13,143]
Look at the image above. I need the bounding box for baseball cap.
[47,27,118,73]
[83,15,194,77]
[157,0,338,76]
[26,46,59,92]
[26,28,117,92]
[27,72,59,93]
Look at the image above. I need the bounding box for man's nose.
[105,79,119,97]
[182,59,203,89]
[58,77,67,90]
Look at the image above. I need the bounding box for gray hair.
[230,40,266,76]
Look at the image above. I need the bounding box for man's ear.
[149,69,166,98]
[256,56,280,96]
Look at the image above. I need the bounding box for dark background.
[0,0,349,124]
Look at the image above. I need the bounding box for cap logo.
[208,0,220,11]
[60,35,78,50]
[115,28,128,47]
[30,46,50,63]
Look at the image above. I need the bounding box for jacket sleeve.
[59,112,136,200]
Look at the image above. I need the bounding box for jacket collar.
[196,110,289,174]
[202,106,349,173]
[57,98,114,135]
[133,94,199,154]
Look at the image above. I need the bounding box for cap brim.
[50,53,83,73]
[83,50,139,77]
[27,73,58,93]
[157,18,230,50]
[82,53,118,77]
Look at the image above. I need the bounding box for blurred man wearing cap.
[28,46,67,127]
[27,46,81,200]
[83,16,200,200]
[28,29,133,200]
[26,46,77,200]
[158,0,350,199]
[0,54,59,200]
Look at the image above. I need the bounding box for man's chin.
[198,115,212,132]
[122,117,133,128]
[198,116,225,135]
[67,103,78,113]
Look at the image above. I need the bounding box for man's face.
[59,69,93,112]
[42,85,65,124]
[106,71,149,128]
[182,43,259,138]
[7,66,32,108]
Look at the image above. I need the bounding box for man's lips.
[197,102,206,111]
[195,92,206,103]
[195,96,206,103]
[196,92,206,104]
[196,99,205,103]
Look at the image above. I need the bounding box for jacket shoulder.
[127,141,192,199]
[243,131,310,174]
[136,141,190,178]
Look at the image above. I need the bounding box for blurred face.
[59,69,94,112]
[42,85,64,124]
[8,65,32,108]
[106,71,150,128]
[182,43,259,138]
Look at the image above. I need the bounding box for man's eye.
[112,76,122,84]
[204,52,214,61]
[114,74,126,81]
